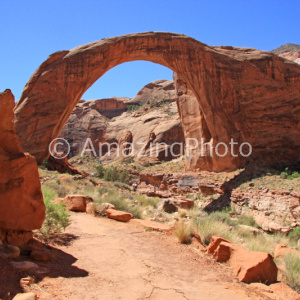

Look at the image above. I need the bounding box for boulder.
[0,244,20,258]
[208,237,278,284]
[0,229,33,246]
[162,200,178,213]
[13,293,37,300]
[54,195,93,212]
[106,209,133,222]
[0,90,45,239]
[274,243,300,258]
[207,236,231,254]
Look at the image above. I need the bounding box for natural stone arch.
[14,32,300,171]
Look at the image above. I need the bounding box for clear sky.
[0,0,299,101]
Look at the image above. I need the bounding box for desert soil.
[20,213,271,300]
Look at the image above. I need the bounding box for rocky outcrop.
[47,155,88,175]
[231,189,300,232]
[14,32,300,171]
[272,43,300,64]
[127,79,177,105]
[59,100,109,157]
[58,80,184,161]
[0,90,45,244]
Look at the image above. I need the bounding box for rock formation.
[59,80,184,162]
[0,90,45,244]
[14,32,300,171]
[127,79,177,105]
[272,43,300,64]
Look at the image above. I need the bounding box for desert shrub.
[96,162,105,178]
[283,253,300,292]
[98,186,115,196]
[174,222,192,244]
[112,181,132,191]
[127,104,140,112]
[137,194,158,207]
[237,215,258,227]
[40,159,48,170]
[118,170,131,184]
[289,227,300,241]
[127,205,143,219]
[280,167,300,179]
[40,188,71,236]
[104,167,119,182]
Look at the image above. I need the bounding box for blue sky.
[0,0,299,101]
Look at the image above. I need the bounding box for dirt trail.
[37,213,266,300]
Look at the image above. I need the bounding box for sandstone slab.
[106,209,133,222]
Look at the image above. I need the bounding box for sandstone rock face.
[54,195,93,212]
[47,155,88,175]
[58,80,184,161]
[127,79,177,105]
[0,90,45,235]
[59,100,109,158]
[231,189,300,232]
[106,209,133,222]
[272,43,300,64]
[14,32,300,171]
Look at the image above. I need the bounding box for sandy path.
[37,213,266,300]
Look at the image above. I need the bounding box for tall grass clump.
[192,216,230,245]
[173,222,192,244]
[283,253,300,292]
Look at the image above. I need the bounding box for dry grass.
[173,222,192,244]
[282,253,300,292]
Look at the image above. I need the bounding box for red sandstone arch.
[14,32,300,171]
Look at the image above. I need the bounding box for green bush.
[40,159,48,170]
[40,188,71,236]
[237,215,258,227]
[104,167,119,182]
[288,227,300,241]
[127,104,140,112]
[137,194,158,207]
[280,167,300,179]
[96,162,105,178]
[119,170,131,185]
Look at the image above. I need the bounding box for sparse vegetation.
[173,222,192,244]
[282,253,300,292]
[38,159,300,291]
[40,188,71,236]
